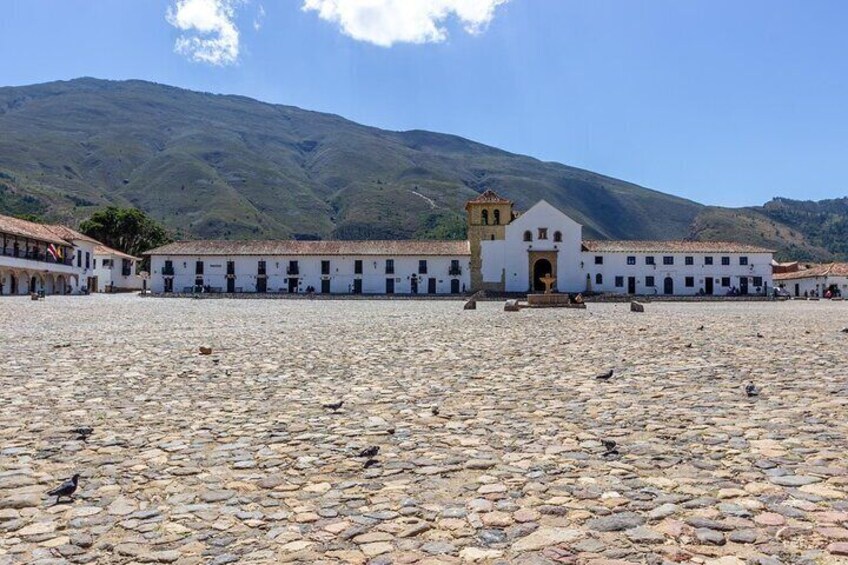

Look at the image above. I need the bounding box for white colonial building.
[93,245,143,292]
[773,262,848,298]
[146,191,775,296]
[0,213,101,295]
[146,240,470,295]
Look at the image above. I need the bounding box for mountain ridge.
[0,77,843,261]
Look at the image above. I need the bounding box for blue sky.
[1,0,846,207]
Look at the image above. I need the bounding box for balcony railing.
[1,247,75,266]
[448,266,462,276]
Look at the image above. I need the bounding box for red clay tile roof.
[94,245,141,261]
[0,214,74,246]
[465,189,512,209]
[773,263,848,281]
[582,240,774,253]
[146,240,471,257]
[46,224,102,245]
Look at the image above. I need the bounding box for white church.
[146,190,774,296]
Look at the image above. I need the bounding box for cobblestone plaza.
[1,296,847,563]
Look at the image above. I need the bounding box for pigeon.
[431,406,440,416]
[386,427,396,435]
[363,459,380,469]
[697,325,705,331]
[323,401,344,412]
[47,474,80,504]
[595,369,614,381]
[685,343,693,348]
[745,382,759,397]
[71,427,93,442]
[601,439,617,451]
[841,328,848,333]
[359,446,379,458]
[602,448,620,458]
[756,333,764,339]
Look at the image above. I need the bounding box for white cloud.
[302,0,509,47]
[254,4,266,31]
[166,0,241,66]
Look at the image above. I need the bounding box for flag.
[47,244,59,261]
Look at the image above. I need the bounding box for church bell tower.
[465,190,514,292]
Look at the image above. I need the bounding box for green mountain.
[686,197,848,262]
[0,77,844,261]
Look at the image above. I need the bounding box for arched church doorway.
[30,276,38,293]
[533,259,553,292]
[663,276,674,295]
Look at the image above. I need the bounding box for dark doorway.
[10,275,17,294]
[227,278,235,293]
[705,278,714,295]
[321,279,331,293]
[739,277,749,295]
[663,276,674,295]
[428,278,437,294]
[31,276,37,293]
[410,277,418,294]
[794,283,799,297]
[353,279,362,294]
[256,277,267,293]
[164,278,173,293]
[450,279,460,294]
[288,278,298,293]
[386,278,395,294]
[627,276,636,294]
[533,259,553,292]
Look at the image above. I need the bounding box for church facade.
[147,190,774,296]
[468,191,774,296]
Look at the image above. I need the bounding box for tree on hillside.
[80,207,171,259]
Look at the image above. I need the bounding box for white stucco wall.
[149,255,471,294]
[94,253,142,291]
[579,251,774,295]
[776,275,848,297]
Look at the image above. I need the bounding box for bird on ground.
[363,459,380,469]
[47,474,80,505]
[71,427,93,442]
[386,427,396,435]
[756,333,764,338]
[602,448,620,458]
[359,446,379,458]
[322,401,343,412]
[841,328,848,334]
[697,325,705,331]
[431,406,440,416]
[685,343,693,348]
[595,370,614,381]
[601,439,617,452]
[745,382,759,397]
